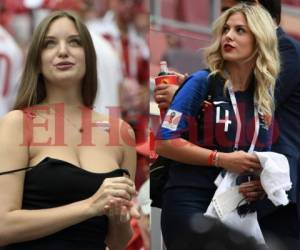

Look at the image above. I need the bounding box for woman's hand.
[239,179,265,202]
[104,200,140,250]
[218,151,261,174]
[104,199,141,223]
[154,70,188,109]
[169,71,189,85]
[88,176,136,217]
[154,83,179,109]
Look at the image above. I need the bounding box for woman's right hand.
[154,83,179,109]
[218,151,261,174]
[87,176,136,217]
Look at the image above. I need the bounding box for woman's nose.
[58,42,68,57]
[225,29,234,41]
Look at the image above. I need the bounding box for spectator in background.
[126,179,150,250]
[253,1,300,249]
[161,32,207,75]
[0,0,23,117]
[126,137,151,250]
[0,24,23,117]
[89,31,124,115]
[88,0,149,189]
[95,0,149,127]
[78,0,124,115]
[85,0,113,28]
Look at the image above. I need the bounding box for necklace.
[32,105,85,133]
[56,107,85,133]
[63,113,84,133]
[31,104,111,134]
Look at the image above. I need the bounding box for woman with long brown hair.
[0,11,138,250]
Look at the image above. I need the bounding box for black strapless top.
[1,157,129,250]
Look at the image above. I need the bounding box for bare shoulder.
[0,110,29,171]
[0,110,28,145]
[0,110,25,133]
[0,111,29,215]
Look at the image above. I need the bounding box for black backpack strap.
[172,69,221,103]
[206,73,220,102]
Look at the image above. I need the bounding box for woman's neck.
[43,83,83,107]
[226,63,254,91]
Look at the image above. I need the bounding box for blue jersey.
[157,70,273,191]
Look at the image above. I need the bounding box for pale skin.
[0,17,139,249]
[156,12,264,200]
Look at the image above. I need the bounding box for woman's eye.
[44,40,56,48]
[69,39,81,47]
[222,26,229,33]
[237,27,245,34]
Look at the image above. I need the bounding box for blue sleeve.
[157,70,210,140]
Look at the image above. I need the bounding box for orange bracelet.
[213,152,219,167]
[208,150,217,166]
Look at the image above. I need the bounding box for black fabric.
[161,189,264,250]
[1,157,129,250]
[255,27,300,247]
[272,27,300,203]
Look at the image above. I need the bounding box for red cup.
[154,74,178,119]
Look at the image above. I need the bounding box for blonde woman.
[0,11,139,250]
[155,4,280,249]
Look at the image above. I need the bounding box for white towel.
[205,151,292,244]
[255,152,292,206]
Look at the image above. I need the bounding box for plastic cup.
[154,74,178,119]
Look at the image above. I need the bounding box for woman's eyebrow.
[44,34,80,39]
[44,36,56,40]
[68,34,81,39]
[224,23,248,28]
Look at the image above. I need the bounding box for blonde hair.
[14,11,97,110]
[205,3,280,118]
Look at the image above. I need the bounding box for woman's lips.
[223,44,235,52]
[55,63,74,70]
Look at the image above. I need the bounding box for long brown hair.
[14,11,97,110]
